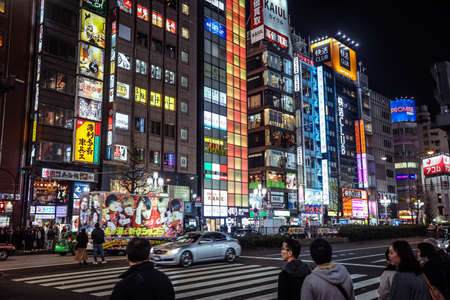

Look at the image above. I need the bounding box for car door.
[195,233,216,261]
[211,232,228,258]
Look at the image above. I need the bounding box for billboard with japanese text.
[73,120,100,163]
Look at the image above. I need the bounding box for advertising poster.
[113,144,127,161]
[73,182,90,226]
[152,11,163,28]
[79,42,104,80]
[74,119,101,163]
[117,0,132,14]
[116,81,130,99]
[204,17,225,39]
[77,97,102,121]
[82,0,106,15]
[90,193,184,237]
[117,52,131,70]
[137,4,149,21]
[166,18,176,34]
[135,87,147,103]
[339,47,351,70]
[81,9,106,48]
[423,155,450,176]
[390,99,416,122]
[78,76,103,101]
[114,112,129,130]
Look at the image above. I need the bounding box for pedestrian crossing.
[12,262,382,299]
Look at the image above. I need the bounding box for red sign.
[250,0,263,29]
[297,54,314,66]
[264,27,288,49]
[423,155,450,176]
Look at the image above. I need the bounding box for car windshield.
[175,233,201,243]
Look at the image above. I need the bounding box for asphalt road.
[0,237,424,300]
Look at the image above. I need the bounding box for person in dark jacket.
[389,240,431,300]
[110,238,175,300]
[417,242,449,299]
[75,228,89,266]
[91,223,106,264]
[278,238,310,300]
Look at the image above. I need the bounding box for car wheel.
[180,251,193,268]
[225,248,236,263]
[0,250,8,261]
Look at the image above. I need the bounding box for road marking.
[194,283,278,300]
[335,253,384,262]
[371,259,386,263]
[175,275,278,299]
[351,274,366,280]
[353,277,380,289]
[169,264,261,280]
[356,289,379,300]
[245,292,277,300]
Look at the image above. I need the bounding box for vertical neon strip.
[317,66,327,153]
[322,159,329,205]
[360,120,368,188]
[355,120,363,188]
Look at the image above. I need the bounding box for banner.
[81,9,106,48]
[79,42,104,80]
[74,120,101,163]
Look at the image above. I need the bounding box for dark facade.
[0,0,34,228]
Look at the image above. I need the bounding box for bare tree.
[116,147,151,195]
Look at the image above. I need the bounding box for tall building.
[26,0,199,229]
[391,98,420,222]
[431,62,450,108]
[417,105,449,155]
[369,90,397,222]
[0,0,34,228]
[247,0,297,226]
[310,36,368,224]
[198,0,248,231]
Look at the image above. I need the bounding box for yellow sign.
[74,120,100,163]
[311,38,357,81]
[116,82,129,99]
[135,87,147,103]
[81,9,106,48]
[79,42,104,80]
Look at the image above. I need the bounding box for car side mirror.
[199,238,213,244]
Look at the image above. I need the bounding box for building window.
[181,50,189,64]
[41,68,75,95]
[46,2,77,30]
[164,152,176,168]
[180,129,188,141]
[38,105,73,129]
[135,117,145,133]
[166,45,176,59]
[150,150,161,165]
[152,11,163,28]
[164,70,176,85]
[150,91,162,107]
[248,93,262,109]
[164,96,176,111]
[151,38,162,52]
[166,19,177,34]
[151,65,162,80]
[0,31,3,47]
[181,75,189,89]
[136,59,147,75]
[180,155,188,168]
[135,87,147,104]
[181,27,190,39]
[118,24,131,41]
[135,148,145,163]
[181,101,188,113]
[181,3,189,15]
[38,141,71,163]
[0,0,5,14]
[150,121,161,136]
[44,33,76,61]
[136,31,148,48]
[164,124,175,138]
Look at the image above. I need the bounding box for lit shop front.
[341,188,369,224]
[0,200,14,227]
[29,168,95,227]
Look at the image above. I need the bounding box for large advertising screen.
[74,120,101,163]
[81,9,105,48]
[342,188,368,218]
[390,99,416,122]
[423,155,450,177]
[78,76,103,101]
[79,43,104,80]
[76,97,102,121]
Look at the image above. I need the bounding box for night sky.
[290,0,449,114]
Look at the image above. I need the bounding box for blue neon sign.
[391,99,416,122]
[204,17,225,39]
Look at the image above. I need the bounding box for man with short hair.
[91,223,106,264]
[301,238,354,300]
[278,238,311,300]
[110,238,175,300]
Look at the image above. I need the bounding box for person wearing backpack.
[301,239,354,300]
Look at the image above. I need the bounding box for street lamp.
[253,184,267,233]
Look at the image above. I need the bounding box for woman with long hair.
[377,248,396,300]
[389,240,431,300]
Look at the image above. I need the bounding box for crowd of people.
[0,225,67,252]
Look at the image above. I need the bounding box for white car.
[150,231,241,267]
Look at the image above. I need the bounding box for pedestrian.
[388,240,431,300]
[46,227,56,251]
[417,241,448,299]
[377,248,396,300]
[38,226,45,249]
[301,238,354,300]
[109,238,175,300]
[74,228,89,266]
[91,223,106,264]
[278,238,310,300]
[0,228,7,243]
[24,227,33,253]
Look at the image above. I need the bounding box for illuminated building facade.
[198,0,248,230]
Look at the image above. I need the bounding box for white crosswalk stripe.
[12,263,382,299]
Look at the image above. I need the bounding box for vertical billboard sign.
[337,97,346,155]
[360,120,368,188]
[317,66,327,154]
[81,9,106,48]
[355,120,363,188]
[322,159,329,205]
[74,120,101,163]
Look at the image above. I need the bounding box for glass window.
[181,75,189,88]
[283,77,293,94]
[150,91,162,107]
[118,24,131,41]
[151,38,162,52]
[281,95,294,113]
[265,70,282,89]
[164,70,176,85]
[248,93,261,109]
[38,105,73,129]
[248,113,261,129]
[135,117,145,133]
[180,128,188,141]
[182,3,189,15]
[264,51,282,71]
[136,59,147,75]
[181,101,188,113]
[0,0,5,14]
[164,96,176,111]
[181,50,189,64]
[151,65,162,80]
[135,148,145,163]
[164,124,175,138]
[152,11,163,28]
[136,31,148,48]
[283,59,293,75]
[166,45,176,58]
[41,68,75,95]
[181,27,189,39]
[37,141,71,163]
[151,121,161,135]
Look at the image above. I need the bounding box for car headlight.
[168,248,181,255]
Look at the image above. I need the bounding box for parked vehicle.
[150,231,241,267]
[0,243,15,261]
[55,232,77,256]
